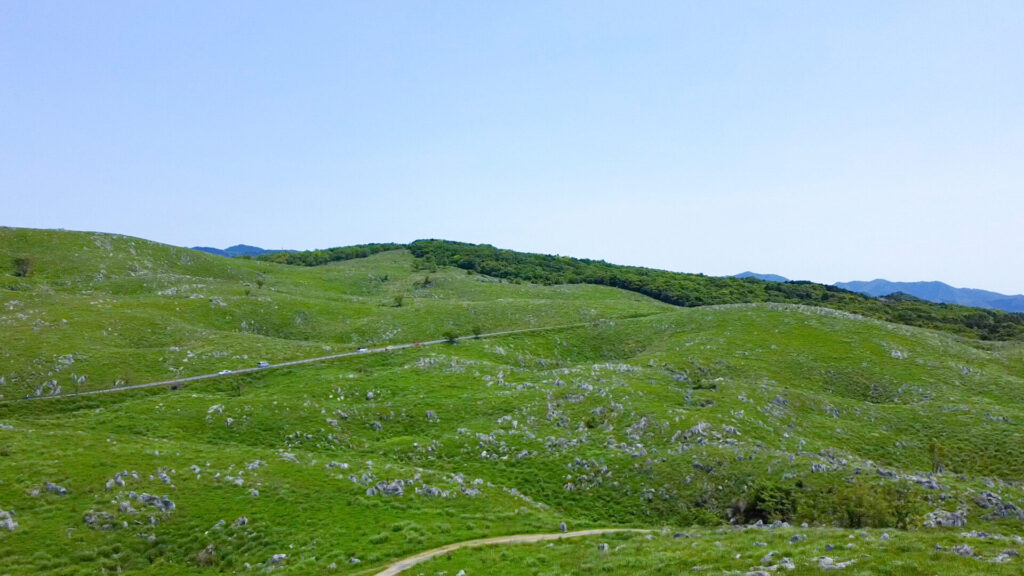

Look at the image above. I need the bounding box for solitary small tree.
[442,329,458,344]
[929,440,947,474]
[13,256,32,277]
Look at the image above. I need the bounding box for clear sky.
[2,2,1023,293]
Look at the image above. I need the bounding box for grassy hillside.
[2,228,1024,574]
[407,239,1024,341]
[0,228,668,398]
[252,238,1024,341]
[408,527,1024,575]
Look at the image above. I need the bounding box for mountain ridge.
[733,271,790,282]
[731,270,1024,314]
[837,278,1024,313]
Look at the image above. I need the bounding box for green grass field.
[2,228,1023,574]
[413,527,1024,575]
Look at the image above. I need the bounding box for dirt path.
[3,320,605,403]
[371,529,652,576]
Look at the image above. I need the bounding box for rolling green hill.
[406,239,1024,341]
[2,227,1024,575]
[0,228,667,398]
[249,238,1024,340]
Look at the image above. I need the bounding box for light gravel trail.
[370,529,653,576]
[4,319,629,402]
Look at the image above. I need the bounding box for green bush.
[797,479,926,528]
[12,256,32,277]
[731,480,797,523]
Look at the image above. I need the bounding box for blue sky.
[2,1,1023,293]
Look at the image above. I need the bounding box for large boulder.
[924,509,967,527]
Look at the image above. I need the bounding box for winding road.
[6,320,610,402]
[371,529,653,576]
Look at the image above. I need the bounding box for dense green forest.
[254,242,402,266]
[256,239,1024,341]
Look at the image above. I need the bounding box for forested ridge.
[254,243,402,266]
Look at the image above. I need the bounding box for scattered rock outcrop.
[952,544,975,557]
[83,510,118,530]
[817,556,856,570]
[365,480,405,497]
[975,491,1024,520]
[44,482,68,495]
[0,508,16,531]
[127,492,175,512]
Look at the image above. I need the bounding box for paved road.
[371,529,652,576]
[6,321,601,402]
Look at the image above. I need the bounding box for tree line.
[253,243,403,266]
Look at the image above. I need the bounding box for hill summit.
[191,244,291,258]
[733,271,790,282]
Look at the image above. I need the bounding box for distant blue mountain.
[734,271,790,283]
[192,244,292,258]
[835,279,1024,313]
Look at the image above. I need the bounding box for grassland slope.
[1,228,668,398]
[1,228,1023,574]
